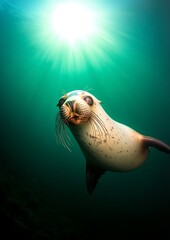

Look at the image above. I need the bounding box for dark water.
[1,0,170,239]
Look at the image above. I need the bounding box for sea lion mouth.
[67,114,89,125]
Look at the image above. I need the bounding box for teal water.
[1,0,170,239]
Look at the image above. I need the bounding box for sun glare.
[51,2,96,44]
[27,1,121,73]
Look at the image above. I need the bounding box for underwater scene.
[1,0,170,239]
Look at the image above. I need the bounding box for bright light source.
[27,1,122,73]
[51,2,96,44]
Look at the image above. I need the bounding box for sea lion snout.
[66,100,75,112]
[60,99,91,125]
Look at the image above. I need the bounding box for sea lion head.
[57,90,101,126]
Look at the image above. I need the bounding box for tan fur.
[60,90,149,171]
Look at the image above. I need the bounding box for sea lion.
[56,90,170,193]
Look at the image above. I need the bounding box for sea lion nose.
[66,100,75,112]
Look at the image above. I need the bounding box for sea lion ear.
[92,95,101,104]
[86,161,105,194]
[96,99,101,104]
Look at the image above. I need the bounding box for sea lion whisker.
[61,89,66,95]
[55,113,62,139]
[89,111,108,141]
[55,114,64,145]
[60,120,71,151]
[90,115,104,140]
[61,121,72,152]
[56,113,71,151]
[90,111,108,138]
[93,118,104,140]
[90,111,107,132]
[83,86,94,93]
[89,117,98,139]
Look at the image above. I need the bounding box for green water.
[1,1,170,239]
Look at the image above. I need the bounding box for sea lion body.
[56,90,170,193]
[70,105,148,172]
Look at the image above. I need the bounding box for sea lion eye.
[84,96,93,106]
[57,98,65,108]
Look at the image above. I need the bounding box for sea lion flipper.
[143,136,170,153]
[86,161,105,194]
